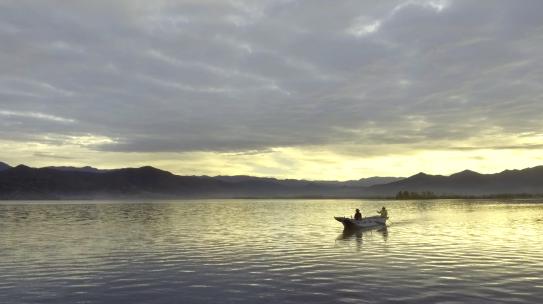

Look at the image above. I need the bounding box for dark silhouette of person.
[378,206,388,219]
[354,208,362,221]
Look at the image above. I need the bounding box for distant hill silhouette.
[0,164,369,199]
[214,175,402,187]
[369,166,543,196]
[0,161,11,171]
[316,176,404,187]
[1,162,543,199]
[43,166,109,173]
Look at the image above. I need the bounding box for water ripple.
[1,199,543,303]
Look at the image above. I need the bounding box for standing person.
[354,208,362,220]
[378,206,388,219]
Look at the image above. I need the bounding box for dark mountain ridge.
[369,166,543,196]
[43,166,108,173]
[0,161,11,171]
[0,164,367,199]
[214,175,402,187]
[1,162,543,199]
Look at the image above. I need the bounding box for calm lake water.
[1,199,543,303]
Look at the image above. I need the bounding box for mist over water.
[1,199,542,303]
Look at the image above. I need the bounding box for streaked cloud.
[0,110,75,123]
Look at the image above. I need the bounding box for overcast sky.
[1,0,543,179]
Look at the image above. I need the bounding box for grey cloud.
[1,0,543,153]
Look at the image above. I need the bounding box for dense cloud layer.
[1,0,543,155]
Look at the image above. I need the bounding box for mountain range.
[0,162,542,199]
[368,167,543,196]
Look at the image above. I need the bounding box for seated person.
[354,208,362,220]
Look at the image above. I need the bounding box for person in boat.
[354,209,362,221]
[378,206,388,219]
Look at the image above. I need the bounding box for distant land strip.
[1,162,543,200]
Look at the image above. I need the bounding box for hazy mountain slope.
[42,166,109,173]
[369,166,543,195]
[0,162,11,171]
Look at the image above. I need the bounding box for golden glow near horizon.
[2,134,542,180]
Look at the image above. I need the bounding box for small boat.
[334,215,387,230]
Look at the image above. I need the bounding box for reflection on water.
[341,225,388,239]
[336,226,388,251]
[1,199,543,303]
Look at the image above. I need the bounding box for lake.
[1,199,542,303]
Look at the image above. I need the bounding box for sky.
[1,0,543,180]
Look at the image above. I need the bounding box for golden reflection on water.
[1,199,543,303]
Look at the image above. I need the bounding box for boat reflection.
[336,226,388,250]
[339,226,388,239]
